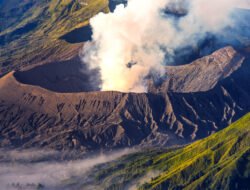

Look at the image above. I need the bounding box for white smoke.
[237,0,250,9]
[82,0,242,92]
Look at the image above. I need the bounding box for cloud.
[0,149,134,190]
[81,0,243,92]
[126,170,161,190]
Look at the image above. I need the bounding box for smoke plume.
[82,0,243,92]
[237,0,250,9]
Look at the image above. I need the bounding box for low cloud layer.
[0,149,133,190]
[82,0,245,92]
[126,171,161,190]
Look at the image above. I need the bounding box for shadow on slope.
[14,57,101,93]
[59,25,92,44]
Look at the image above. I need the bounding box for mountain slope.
[0,0,109,75]
[0,46,249,151]
[86,113,250,190]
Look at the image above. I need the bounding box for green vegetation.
[0,0,109,75]
[91,113,250,190]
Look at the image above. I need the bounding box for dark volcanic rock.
[14,57,101,93]
[0,47,249,152]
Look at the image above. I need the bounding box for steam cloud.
[237,0,250,9]
[82,0,244,92]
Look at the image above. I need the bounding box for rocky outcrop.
[0,47,249,152]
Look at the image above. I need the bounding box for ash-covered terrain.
[1,46,250,152]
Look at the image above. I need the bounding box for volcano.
[0,46,249,152]
[1,1,250,190]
